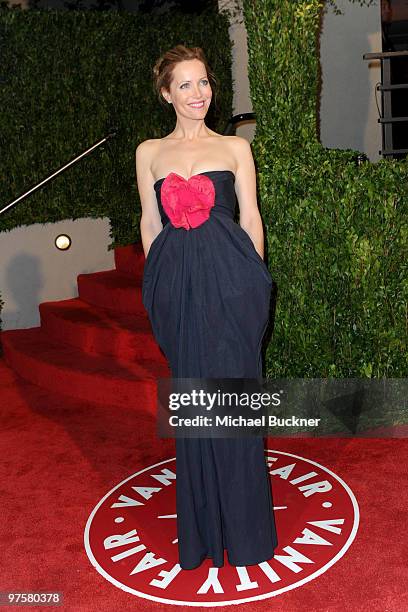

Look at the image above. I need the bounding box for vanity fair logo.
[84,450,359,607]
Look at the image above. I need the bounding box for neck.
[169,119,211,141]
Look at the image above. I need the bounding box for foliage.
[243,0,407,377]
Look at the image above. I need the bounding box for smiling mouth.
[189,101,205,108]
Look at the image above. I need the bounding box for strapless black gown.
[142,169,278,569]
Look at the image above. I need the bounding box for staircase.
[1,242,170,412]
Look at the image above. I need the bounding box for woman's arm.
[135,140,163,258]
[232,136,265,260]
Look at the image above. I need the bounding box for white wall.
[0,218,114,330]
[320,0,382,162]
[222,0,256,142]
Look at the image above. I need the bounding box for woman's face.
[163,58,212,119]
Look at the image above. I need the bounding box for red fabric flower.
[161,172,215,230]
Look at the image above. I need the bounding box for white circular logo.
[84,449,359,606]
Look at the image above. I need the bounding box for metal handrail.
[223,112,255,135]
[363,50,408,157]
[363,50,408,59]
[0,129,118,216]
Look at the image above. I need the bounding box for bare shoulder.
[135,139,162,180]
[225,134,251,150]
[221,134,252,156]
[220,135,253,171]
[135,138,160,158]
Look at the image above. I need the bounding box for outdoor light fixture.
[54,234,72,250]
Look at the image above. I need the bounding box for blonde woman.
[136,44,278,570]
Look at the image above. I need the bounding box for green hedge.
[243,0,407,377]
[0,7,233,247]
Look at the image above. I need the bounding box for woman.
[136,44,278,570]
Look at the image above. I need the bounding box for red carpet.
[1,361,407,611]
[0,243,407,610]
